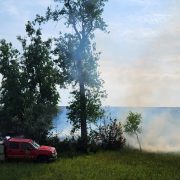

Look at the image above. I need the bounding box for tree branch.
[65,0,82,40]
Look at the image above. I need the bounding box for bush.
[45,135,85,157]
[89,118,126,150]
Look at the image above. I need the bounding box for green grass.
[1,149,180,180]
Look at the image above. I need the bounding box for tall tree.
[0,23,62,141]
[0,40,24,134]
[17,22,61,142]
[35,0,108,151]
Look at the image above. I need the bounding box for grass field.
[0,149,180,180]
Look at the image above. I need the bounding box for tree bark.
[135,132,142,152]
[79,80,87,152]
[78,59,88,152]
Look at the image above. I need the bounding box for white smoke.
[125,111,180,152]
[98,1,180,107]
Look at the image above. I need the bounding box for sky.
[0,0,180,107]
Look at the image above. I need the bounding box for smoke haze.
[54,107,180,152]
[126,111,180,152]
[99,1,180,107]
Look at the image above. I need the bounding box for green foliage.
[90,118,126,150]
[17,22,60,142]
[0,40,24,134]
[124,111,142,151]
[67,89,105,133]
[0,22,61,142]
[45,135,90,156]
[124,111,142,135]
[53,32,104,88]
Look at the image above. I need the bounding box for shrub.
[45,135,84,157]
[89,118,126,150]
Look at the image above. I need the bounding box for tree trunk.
[78,59,88,152]
[79,81,87,152]
[135,132,142,152]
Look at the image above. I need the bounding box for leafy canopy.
[124,111,142,135]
